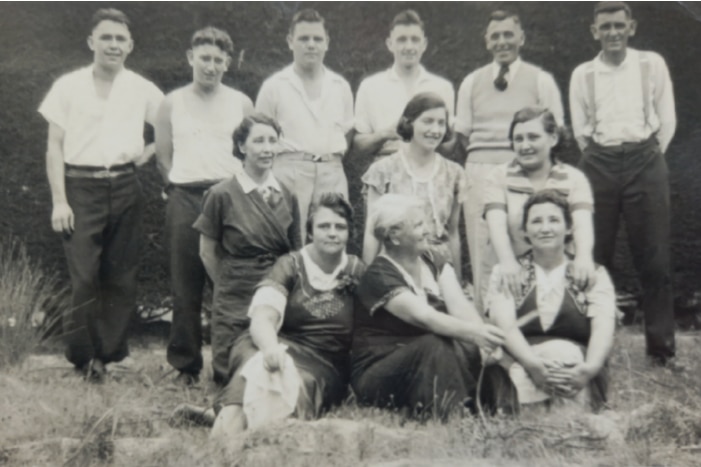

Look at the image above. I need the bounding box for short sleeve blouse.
[362,148,467,242]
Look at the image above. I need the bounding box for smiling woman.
[361,92,466,278]
[480,107,596,306]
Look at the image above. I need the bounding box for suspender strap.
[639,52,651,125]
[586,52,652,134]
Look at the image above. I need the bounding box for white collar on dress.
[237,170,281,194]
[300,246,348,291]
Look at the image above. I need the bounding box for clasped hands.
[525,358,594,398]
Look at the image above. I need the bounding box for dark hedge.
[1,2,700,307]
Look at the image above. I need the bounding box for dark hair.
[508,106,560,162]
[306,193,354,244]
[191,27,234,56]
[396,92,452,144]
[90,8,131,32]
[289,8,327,36]
[521,189,573,243]
[390,9,425,33]
[594,1,632,20]
[486,10,522,30]
[232,113,283,161]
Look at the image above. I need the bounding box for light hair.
[369,194,425,244]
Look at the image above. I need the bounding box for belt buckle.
[311,154,323,163]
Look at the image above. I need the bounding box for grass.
[1,240,700,466]
[1,330,700,466]
[0,238,64,369]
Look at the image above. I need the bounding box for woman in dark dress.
[195,113,302,382]
[352,193,516,419]
[486,190,616,411]
[175,194,364,446]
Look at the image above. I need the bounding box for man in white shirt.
[155,27,253,385]
[353,9,455,159]
[38,9,163,380]
[256,8,354,240]
[570,1,677,365]
[455,10,564,312]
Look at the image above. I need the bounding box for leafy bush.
[0,238,64,368]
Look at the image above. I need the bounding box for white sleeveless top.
[169,86,246,184]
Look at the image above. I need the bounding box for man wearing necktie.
[454,10,564,313]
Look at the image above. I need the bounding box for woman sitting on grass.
[352,194,516,419]
[487,189,616,411]
[173,193,364,443]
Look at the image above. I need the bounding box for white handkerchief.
[241,344,301,430]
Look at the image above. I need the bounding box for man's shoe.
[650,355,686,373]
[84,358,107,383]
[169,403,214,427]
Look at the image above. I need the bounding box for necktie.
[494,64,509,91]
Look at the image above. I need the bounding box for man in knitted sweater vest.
[455,10,564,312]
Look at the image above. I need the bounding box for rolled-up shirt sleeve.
[585,266,616,320]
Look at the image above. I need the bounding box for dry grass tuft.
[0,239,65,368]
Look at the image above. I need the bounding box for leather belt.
[65,163,135,179]
[278,152,343,163]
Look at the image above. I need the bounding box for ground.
[1,329,700,467]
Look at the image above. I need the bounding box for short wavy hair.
[396,92,452,144]
[232,113,282,161]
[191,26,234,56]
[521,189,573,243]
[306,192,355,244]
[90,8,130,32]
[390,9,424,33]
[508,106,561,162]
[369,194,425,245]
[289,8,327,36]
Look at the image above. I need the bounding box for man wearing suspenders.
[570,1,677,366]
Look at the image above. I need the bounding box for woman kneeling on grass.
[173,193,364,442]
[351,194,517,419]
[486,189,616,411]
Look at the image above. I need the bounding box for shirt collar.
[237,170,281,194]
[491,57,522,78]
[300,246,348,291]
[594,47,638,72]
[388,65,429,83]
[280,63,343,86]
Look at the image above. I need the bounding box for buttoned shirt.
[38,65,163,167]
[455,58,564,138]
[255,65,354,156]
[355,65,454,155]
[569,48,676,152]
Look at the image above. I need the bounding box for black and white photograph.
[1,2,701,465]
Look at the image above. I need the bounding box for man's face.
[591,10,636,54]
[287,21,328,69]
[88,20,133,70]
[386,24,427,68]
[485,18,524,66]
[187,44,230,88]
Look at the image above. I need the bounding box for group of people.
[39,1,678,441]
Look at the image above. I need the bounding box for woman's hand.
[523,358,553,392]
[466,323,505,352]
[499,259,523,298]
[262,346,288,373]
[546,362,594,397]
[570,256,597,291]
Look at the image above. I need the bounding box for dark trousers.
[165,185,210,375]
[62,173,142,367]
[578,138,675,359]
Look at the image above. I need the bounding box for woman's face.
[411,107,447,151]
[240,123,279,173]
[309,206,349,256]
[394,207,430,254]
[524,202,571,251]
[511,118,558,172]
